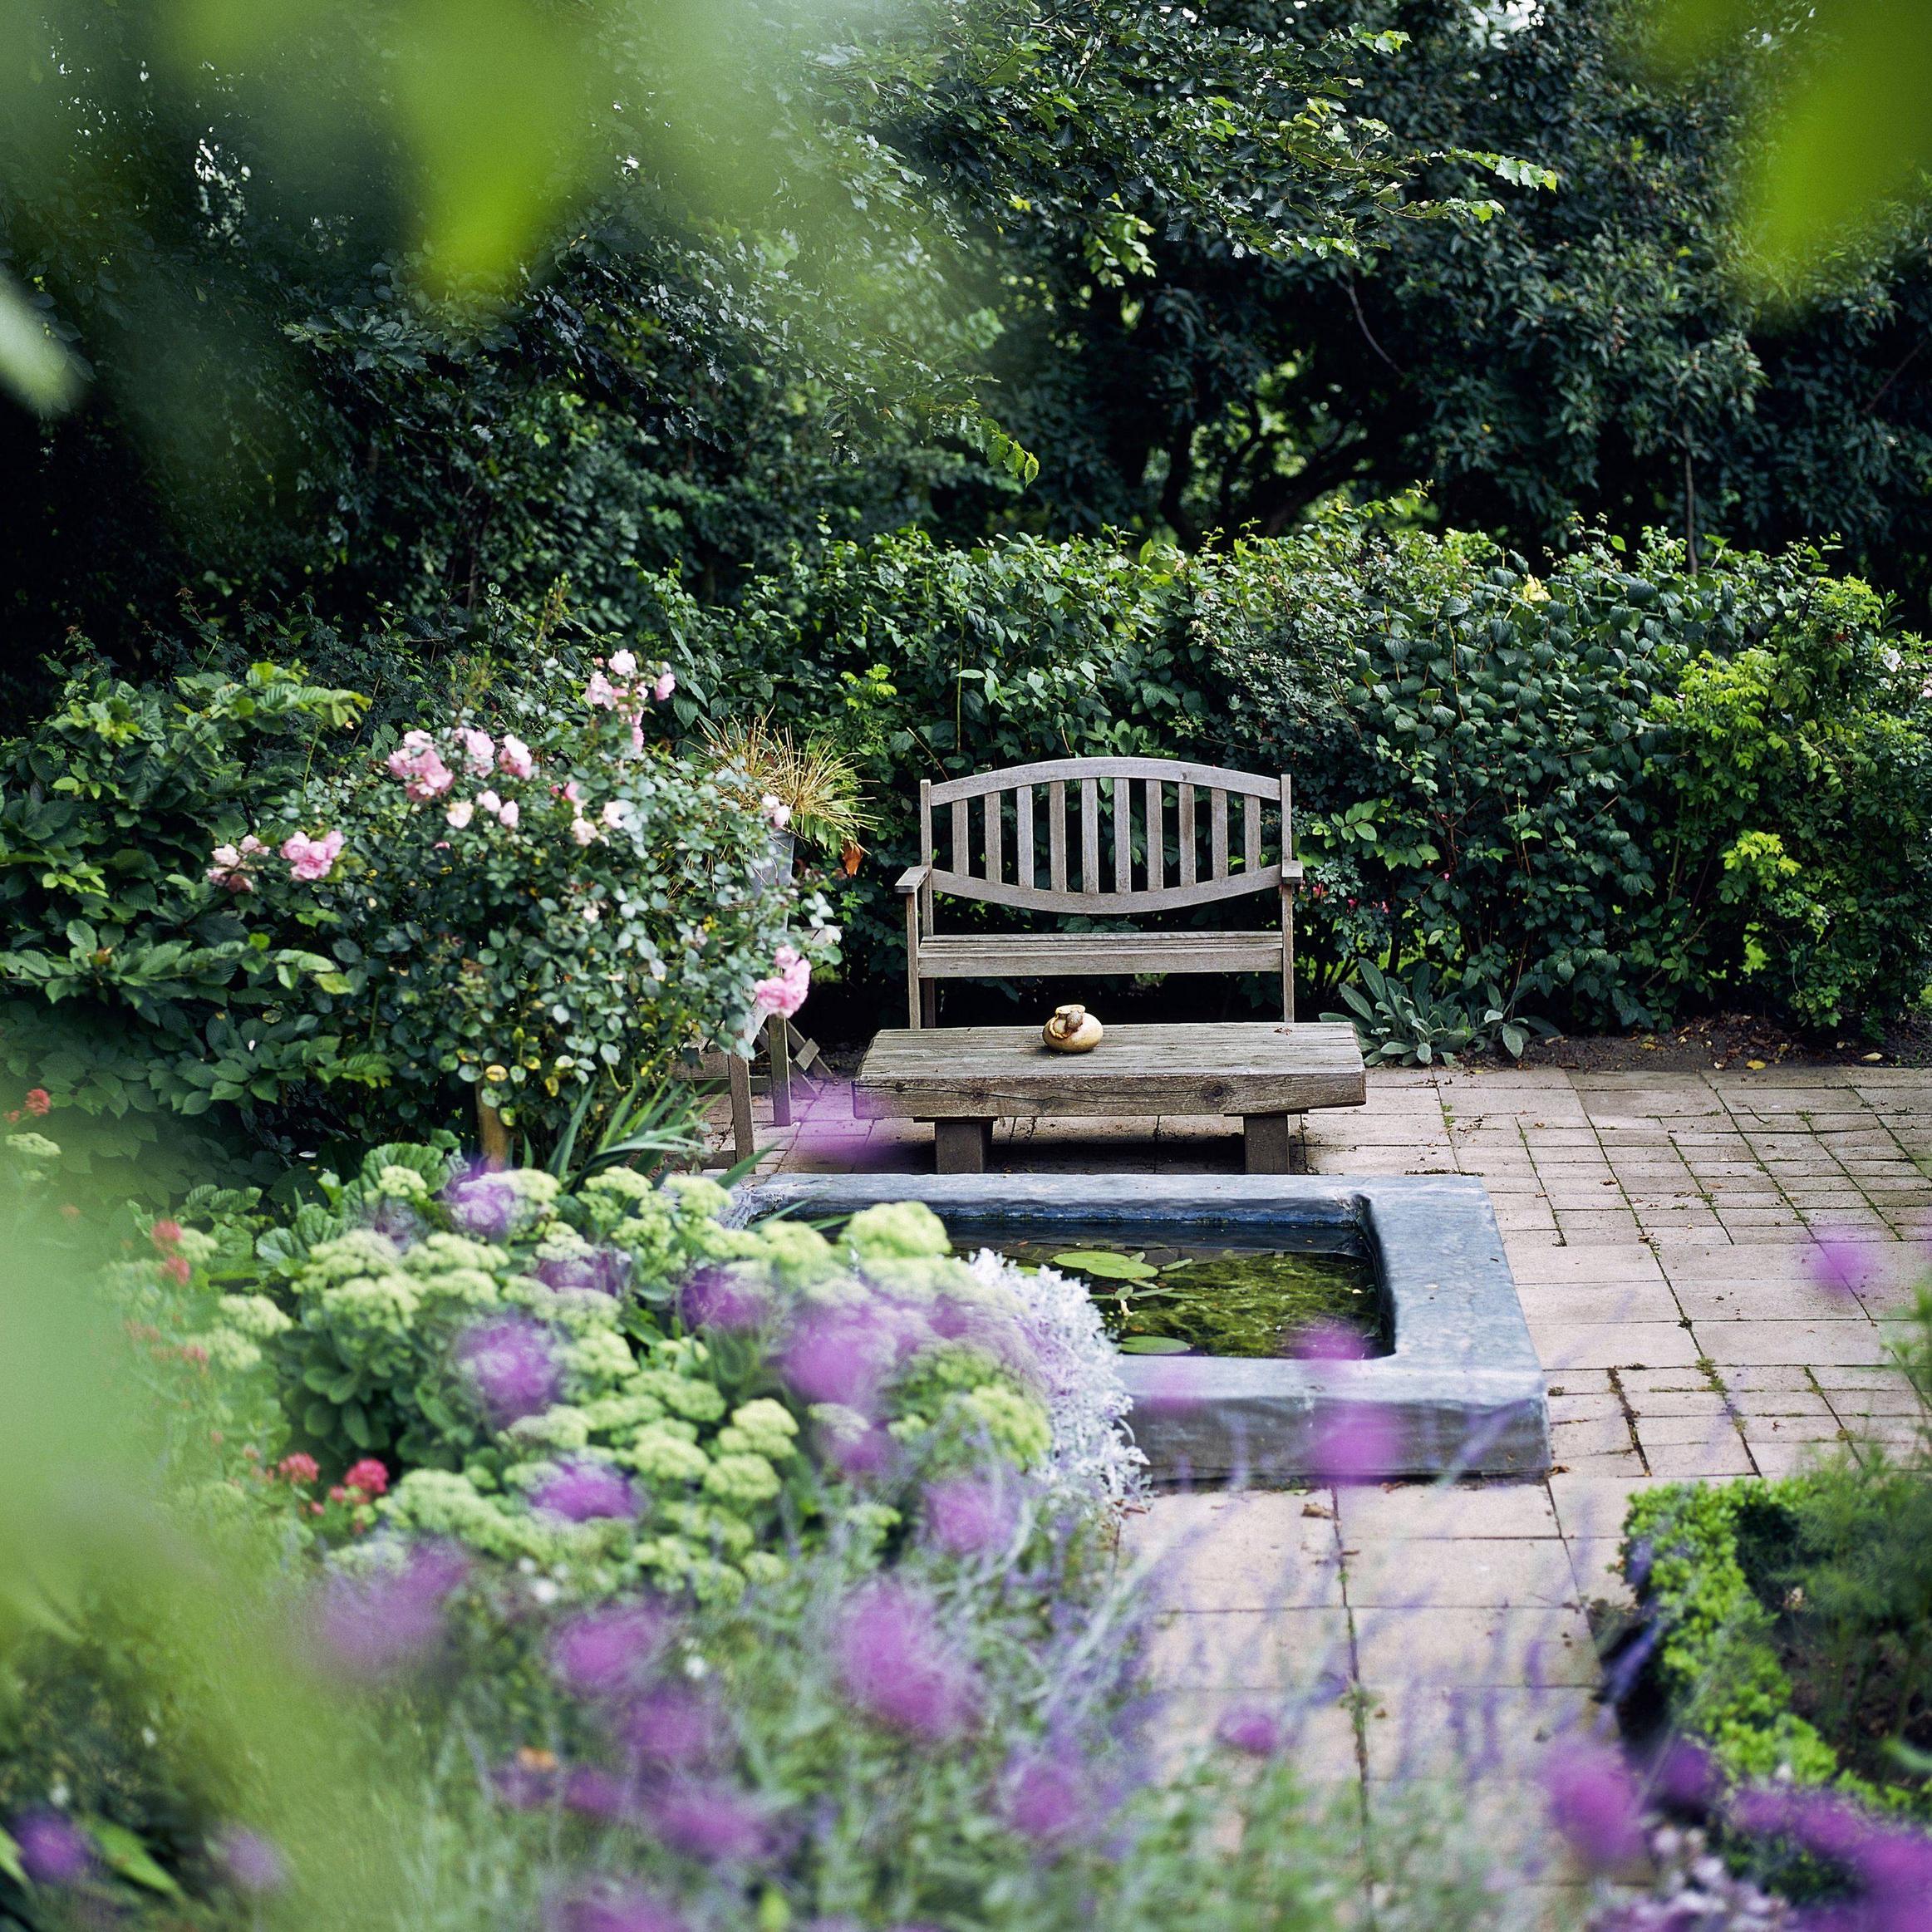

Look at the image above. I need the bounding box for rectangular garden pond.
[726,1173,1550,1485]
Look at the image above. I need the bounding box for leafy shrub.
[124,1144,1135,1605]
[0,646,834,1179]
[1618,1277,1932,1813]
[1320,960,1556,1066]
[692,513,1932,1033]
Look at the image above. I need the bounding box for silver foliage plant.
[967,1250,1147,1507]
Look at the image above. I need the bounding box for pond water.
[959,1236,1385,1360]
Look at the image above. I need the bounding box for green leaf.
[1118,1334,1190,1354]
[0,1826,25,1886]
[85,1820,182,1897]
[1051,1249,1158,1281]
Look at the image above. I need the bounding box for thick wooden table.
[852,1021,1366,1173]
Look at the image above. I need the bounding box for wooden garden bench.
[896,755,1304,1025]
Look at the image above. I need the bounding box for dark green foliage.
[698,512,1932,1032]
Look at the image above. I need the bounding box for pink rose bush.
[280,828,344,882]
[386,729,455,800]
[207,833,269,891]
[752,943,811,1020]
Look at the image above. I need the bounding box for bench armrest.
[1280,860,1305,887]
[896,863,931,895]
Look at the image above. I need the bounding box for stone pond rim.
[725,1172,1551,1486]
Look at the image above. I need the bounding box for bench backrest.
[920,756,1290,917]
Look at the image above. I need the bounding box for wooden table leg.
[932,1118,993,1173]
[768,1015,793,1127]
[1243,1112,1295,1174]
[728,1054,756,1168]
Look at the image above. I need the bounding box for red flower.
[23,1089,50,1116]
[277,1453,321,1485]
[342,1458,390,1499]
[160,1253,191,1285]
[150,1219,184,1249]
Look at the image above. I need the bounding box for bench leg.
[767,1015,792,1128]
[728,1054,756,1168]
[933,1118,993,1173]
[1243,1113,1295,1175]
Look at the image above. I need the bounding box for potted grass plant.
[701,716,876,888]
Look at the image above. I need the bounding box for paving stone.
[1340,1536,1576,1610]
[1508,1244,1666,1286]
[1566,1539,1634,1605]
[1669,1279,1860,1320]
[1642,1437,1760,1478]
[1359,1685,1594,1780]
[1145,1607,1356,1689]
[1529,1320,1701,1370]
[1127,1496,1345,1612]
[1518,1284,1681,1326]
[1352,1605,1599,1689]
[1335,1480,1559,1541]
[1692,1319,1890,1367]
[1551,1413,1639,1456]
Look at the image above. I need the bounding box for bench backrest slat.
[921,755,1289,920]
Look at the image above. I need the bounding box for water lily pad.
[1052,1249,1158,1282]
[1116,1334,1191,1354]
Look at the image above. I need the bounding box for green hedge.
[1621,1477,1932,1813]
[698,509,1932,1032]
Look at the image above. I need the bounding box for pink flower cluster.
[585,650,676,751]
[207,834,268,891]
[281,829,343,882]
[751,944,811,1020]
[390,728,536,809]
[209,829,343,887]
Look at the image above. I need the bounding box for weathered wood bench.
[897,755,1303,1025]
[853,1021,1366,1172]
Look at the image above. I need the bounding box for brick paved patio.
[720,1062,1932,1913]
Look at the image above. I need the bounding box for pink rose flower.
[281,829,345,882]
[760,793,792,830]
[446,799,474,828]
[387,733,454,800]
[607,649,637,676]
[498,735,535,779]
[477,789,503,815]
[206,833,268,892]
[630,717,646,751]
[570,815,600,846]
[653,669,676,702]
[499,799,520,830]
[601,799,633,829]
[751,944,811,1020]
[585,671,619,710]
[563,779,584,803]
[459,728,495,774]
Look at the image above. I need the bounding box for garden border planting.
[726,1172,1548,1483]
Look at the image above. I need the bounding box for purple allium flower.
[530,1458,637,1522]
[1853,1823,1932,1909]
[1214,1704,1285,1757]
[549,1602,670,1699]
[645,1778,770,1863]
[1808,1236,1875,1300]
[676,1265,769,1332]
[1546,1738,1645,1870]
[819,1416,897,1482]
[621,1685,717,1768]
[563,1767,630,1821]
[1308,1402,1399,1486]
[833,1581,977,1743]
[443,1166,524,1241]
[922,1475,1017,1556]
[213,1826,287,1895]
[456,1316,561,1427]
[11,1810,92,1885]
[317,1541,469,1677]
[1000,1749,1091,1846]
[536,1248,633,1297]
[1649,1738,1712,1809]
[548,1881,690,1932]
[781,1309,887,1411]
